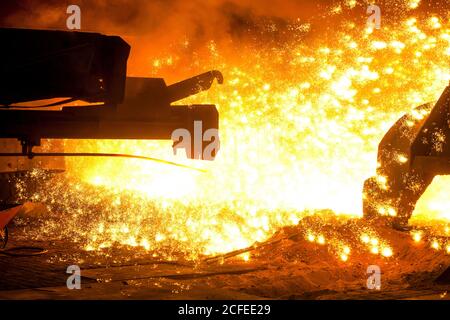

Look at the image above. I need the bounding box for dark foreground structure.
[0,27,222,214]
[363,82,450,229]
[0,28,221,156]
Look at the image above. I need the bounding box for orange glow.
[22,3,449,260]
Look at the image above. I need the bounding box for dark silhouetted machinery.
[0,28,222,240]
[363,82,450,230]
[0,28,221,158]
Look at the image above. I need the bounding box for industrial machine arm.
[363,82,450,229]
[0,28,222,160]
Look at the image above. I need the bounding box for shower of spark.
[21,3,450,261]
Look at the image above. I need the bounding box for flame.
[25,7,450,260]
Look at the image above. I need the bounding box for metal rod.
[0,152,206,172]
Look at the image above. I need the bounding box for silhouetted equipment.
[435,265,450,284]
[0,27,221,160]
[363,83,450,229]
[0,27,221,213]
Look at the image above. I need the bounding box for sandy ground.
[1,206,449,300]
